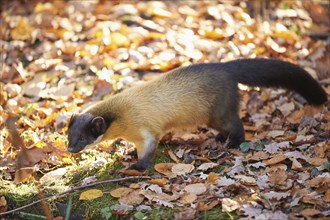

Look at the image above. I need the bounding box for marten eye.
[79,137,86,142]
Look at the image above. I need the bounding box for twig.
[0,176,150,216]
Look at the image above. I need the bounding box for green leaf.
[239,142,250,153]
[101,207,112,220]
[134,211,145,220]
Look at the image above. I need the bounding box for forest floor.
[0,1,329,219]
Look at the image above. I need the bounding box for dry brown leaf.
[119,190,144,205]
[277,102,295,117]
[299,208,321,218]
[154,163,176,177]
[207,172,219,184]
[268,168,288,185]
[267,130,285,138]
[0,196,8,213]
[308,157,327,166]
[140,190,179,202]
[184,183,207,195]
[305,177,330,188]
[168,150,180,163]
[234,175,257,186]
[179,192,197,204]
[147,178,168,187]
[287,108,305,124]
[121,169,146,176]
[323,189,330,202]
[197,162,218,171]
[247,151,270,161]
[263,154,287,166]
[301,195,322,206]
[172,163,194,176]
[14,167,34,184]
[290,158,303,170]
[110,187,133,198]
[196,200,219,211]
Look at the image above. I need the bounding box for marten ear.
[68,113,77,127]
[91,116,107,135]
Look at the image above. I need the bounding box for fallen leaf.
[154,163,176,177]
[247,151,269,161]
[79,189,103,200]
[147,184,162,193]
[147,178,168,187]
[227,157,245,177]
[119,190,144,205]
[14,167,34,184]
[121,169,146,176]
[263,154,287,165]
[277,102,294,117]
[234,175,257,186]
[308,157,327,166]
[268,168,288,185]
[264,142,290,154]
[179,193,197,204]
[290,158,303,170]
[0,196,8,213]
[264,191,290,200]
[11,18,32,40]
[171,163,194,176]
[196,200,219,211]
[140,190,179,203]
[300,208,321,218]
[207,172,219,184]
[323,189,330,202]
[168,149,180,163]
[197,162,218,171]
[267,130,285,138]
[217,177,236,186]
[184,183,207,195]
[110,187,133,198]
[222,198,239,212]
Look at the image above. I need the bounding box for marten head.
[67,113,108,153]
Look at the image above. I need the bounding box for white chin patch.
[86,135,104,148]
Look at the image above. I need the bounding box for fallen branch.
[0,176,150,216]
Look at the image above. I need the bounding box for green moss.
[0,181,38,208]
[212,165,226,173]
[145,207,175,220]
[198,207,233,220]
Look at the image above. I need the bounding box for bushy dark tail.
[222,58,327,105]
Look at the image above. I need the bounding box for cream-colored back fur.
[87,68,221,142]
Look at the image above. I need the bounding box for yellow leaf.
[62,157,74,165]
[11,18,32,40]
[79,189,103,200]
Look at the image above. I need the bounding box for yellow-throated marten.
[67,59,327,171]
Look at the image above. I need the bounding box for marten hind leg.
[209,110,245,148]
[128,129,159,171]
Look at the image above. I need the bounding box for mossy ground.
[1,144,231,219]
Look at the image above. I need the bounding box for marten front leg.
[128,129,158,171]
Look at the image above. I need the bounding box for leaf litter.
[0,0,329,219]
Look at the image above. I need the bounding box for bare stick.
[0,176,150,216]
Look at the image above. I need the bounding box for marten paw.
[127,161,149,172]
